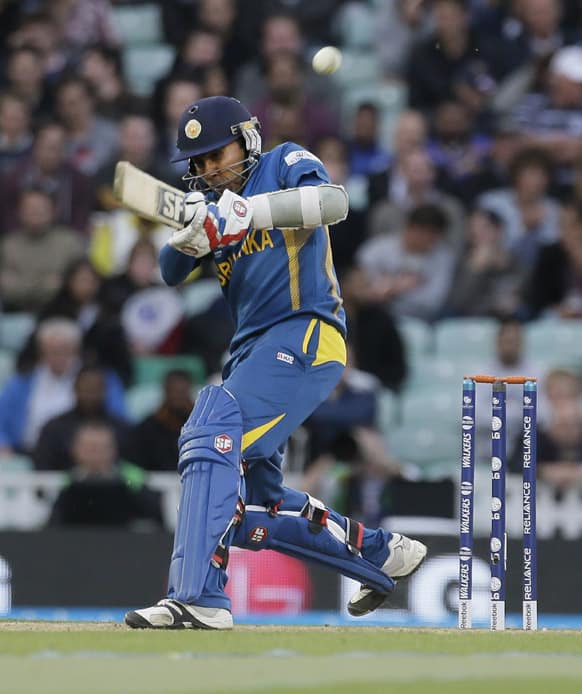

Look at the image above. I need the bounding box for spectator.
[536,400,582,491]
[447,207,522,317]
[151,29,222,121]
[0,319,122,455]
[0,120,95,235]
[507,45,582,194]
[346,103,391,178]
[339,266,408,392]
[171,29,224,77]
[314,136,369,272]
[38,258,104,329]
[240,0,344,48]
[426,100,494,206]
[48,421,163,528]
[538,367,582,427]
[367,147,466,253]
[516,0,574,65]
[37,258,133,385]
[0,91,32,174]
[543,368,582,410]
[181,291,233,376]
[6,11,70,84]
[302,366,401,516]
[47,0,119,50]
[0,187,85,312]
[33,365,132,471]
[373,0,433,78]
[235,12,303,105]
[405,0,500,119]
[99,239,184,356]
[130,370,194,471]
[3,45,51,118]
[98,238,162,318]
[301,360,385,451]
[331,430,402,528]
[357,203,456,322]
[202,64,230,98]
[480,0,573,116]
[481,316,537,378]
[523,200,582,319]
[195,0,249,82]
[90,212,175,279]
[0,2,32,57]
[476,317,539,460]
[154,78,204,187]
[368,109,428,206]
[94,112,166,212]
[479,147,560,269]
[251,52,339,151]
[79,43,140,121]
[90,111,176,276]
[235,12,338,111]
[54,74,118,175]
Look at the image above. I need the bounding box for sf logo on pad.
[214,434,233,454]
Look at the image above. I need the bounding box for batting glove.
[213,189,253,246]
[167,192,211,257]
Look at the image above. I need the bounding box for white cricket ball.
[312,46,342,75]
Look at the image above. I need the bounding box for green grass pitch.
[2,622,582,693]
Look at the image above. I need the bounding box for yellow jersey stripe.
[282,228,313,310]
[302,318,317,354]
[322,227,342,316]
[242,413,286,452]
[313,321,347,366]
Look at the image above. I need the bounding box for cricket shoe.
[347,533,427,617]
[125,599,233,630]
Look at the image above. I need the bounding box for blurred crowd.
[1,0,582,529]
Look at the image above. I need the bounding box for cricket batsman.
[125,96,427,629]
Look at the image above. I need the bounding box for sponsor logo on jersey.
[276,351,294,364]
[284,150,321,166]
[249,527,268,543]
[184,119,202,139]
[214,434,233,453]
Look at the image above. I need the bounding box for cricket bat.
[113,161,348,230]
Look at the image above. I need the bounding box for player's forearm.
[250,183,348,230]
[159,244,199,286]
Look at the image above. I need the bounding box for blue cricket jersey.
[160,142,346,352]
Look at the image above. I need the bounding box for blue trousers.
[170,316,392,608]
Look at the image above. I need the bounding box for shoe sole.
[124,611,222,630]
[347,542,428,617]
